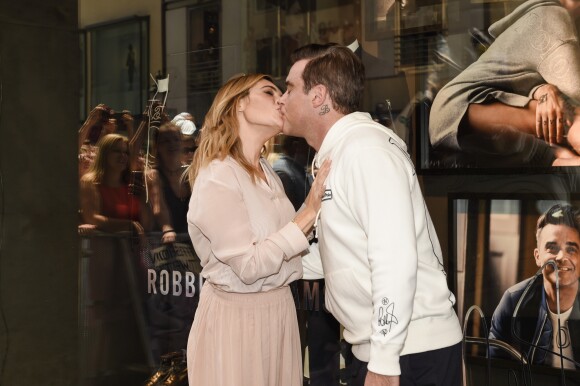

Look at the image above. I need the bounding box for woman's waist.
[202,261,302,294]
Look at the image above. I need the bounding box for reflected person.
[430,0,580,167]
[489,204,580,368]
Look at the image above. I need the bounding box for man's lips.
[547,265,574,272]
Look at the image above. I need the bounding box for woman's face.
[181,136,196,165]
[239,79,283,135]
[157,130,183,165]
[106,140,129,172]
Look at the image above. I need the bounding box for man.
[489,204,580,369]
[278,43,463,386]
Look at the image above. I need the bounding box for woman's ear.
[238,96,248,112]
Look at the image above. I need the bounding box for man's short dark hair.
[536,204,580,240]
[290,43,365,114]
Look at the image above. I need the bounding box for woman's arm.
[146,169,176,243]
[190,166,310,284]
[79,176,143,234]
[78,105,105,150]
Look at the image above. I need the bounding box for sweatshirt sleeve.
[345,144,418,376]
[190,164,309,285]
[537,42,580,104]
[302,241,324,280]
[535,8,580,103]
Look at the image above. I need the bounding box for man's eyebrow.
[544,241,580,249]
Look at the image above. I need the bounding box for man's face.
[278,59,312,138]
[535,223,580,288]
[560,0,580,18]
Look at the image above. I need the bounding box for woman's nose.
[277,93,285,105]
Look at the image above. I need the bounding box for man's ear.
[534,248,542,268]
[310,84,329,108]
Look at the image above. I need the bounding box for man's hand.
[365,370,399,386]
[534,84,572,145]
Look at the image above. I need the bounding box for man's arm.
[346,145,418,376]
[489,288,518,359]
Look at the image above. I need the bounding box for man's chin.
[281,122,294,136]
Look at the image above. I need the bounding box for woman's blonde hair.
[187,73,274,188]
[84,133,130,184]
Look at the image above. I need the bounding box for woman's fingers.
[315,159,331,183]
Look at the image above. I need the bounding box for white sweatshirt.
[314,112,462,376]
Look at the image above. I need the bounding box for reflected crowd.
[78,103,202,386]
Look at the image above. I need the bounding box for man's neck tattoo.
[319,104,330,115]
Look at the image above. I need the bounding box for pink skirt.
[187,282,302,386]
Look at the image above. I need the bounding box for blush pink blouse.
[187,156,308,293]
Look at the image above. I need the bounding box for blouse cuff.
[269,222,310,261]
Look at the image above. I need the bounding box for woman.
[145,122,199,362]
[186,74,330,386]
[147,122,191,243]
[78,104,115,179]
[80,133,151,233]
[429,0,580,167]
[79,133,152,378]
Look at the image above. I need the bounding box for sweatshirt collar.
[314,112,372,167]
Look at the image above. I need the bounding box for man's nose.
[555,249,566,260]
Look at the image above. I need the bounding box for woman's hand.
[161,230,177,244]
[534,84,573,145]
[78,224,97,236]
[305,158,331,213]
[292,158,331,236]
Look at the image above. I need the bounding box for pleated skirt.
[186,282,302,386]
